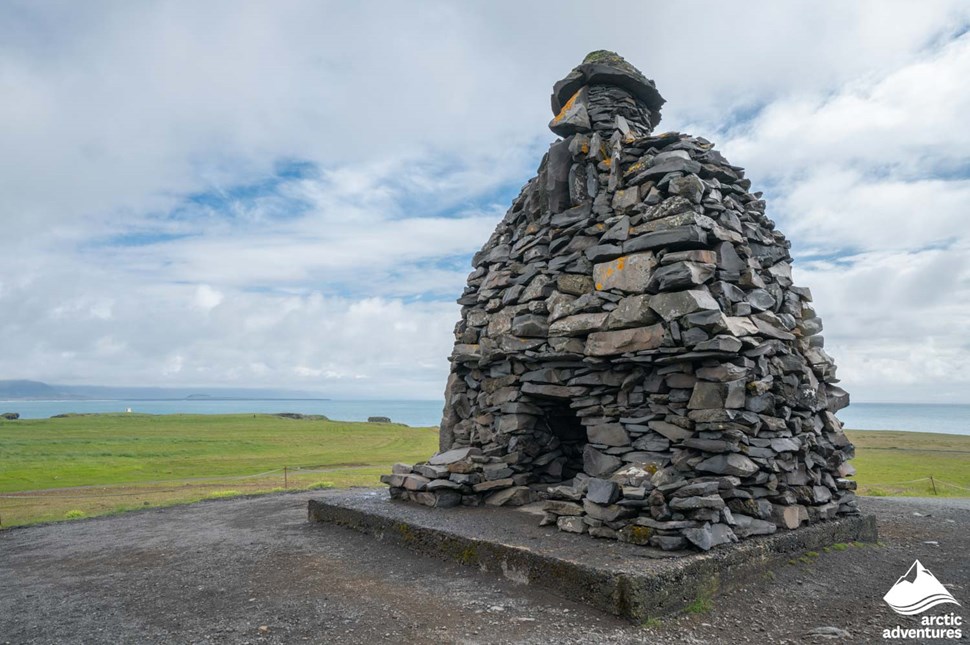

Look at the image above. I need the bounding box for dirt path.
[1,492,968,644]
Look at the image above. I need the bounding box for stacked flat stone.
[382,51,858,552]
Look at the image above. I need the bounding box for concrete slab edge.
[308,499,877,621]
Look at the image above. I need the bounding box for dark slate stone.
[584,244,624,262]
[510,314,549,338]
[583,445,623,477]
[628,157,702,184]
[585,478,620,504]
[544,139,572,214]
[646,261,715,293]
[551,202,593,227]
[622,226,709,254]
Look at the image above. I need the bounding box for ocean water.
[837,402,969,436]
[0,399,445,427]
[1,399,967,435]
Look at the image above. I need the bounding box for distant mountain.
[0,380,328,401]
[0,380,74,400]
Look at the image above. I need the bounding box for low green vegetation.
[205,489,242,499]
[684,595,713,614]
[0,416,966,528]
[845,430,970,497]
[0,413,437,527]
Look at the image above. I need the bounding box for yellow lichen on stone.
[624,159,646,176]
[629,526,653,542]
[552,90,580,125]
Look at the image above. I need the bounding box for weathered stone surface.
[688,379,745,410]
[771,438,800,453]
[670,481,719,498]
[648,420,694,442]
[485,486,532,507]
[557,274,594,296]
[649,290,721,321]
[732,513,778,538]
[696,454,759,477]
[586,423,630,446]
[520,382,585,398]
[556,515,587,533]
[606,294,659,329]
[429,447,482,466]
[586,478,620,504]
[583,445,623,477]
[549,312,609,337]
[617,525,654,545]
[629,158,702,183]
[585,324,664,356]
[472,478,515,493]
[583,499,636,522]
[668,174,704,203]
[668,495,725,511]
[549,86,591,136]
[647,261,715,292]
[683,523,738,551]
[426,478,462,491]
[723,316,759,337]
[510,314,549,337]
[482,463,515,480]
[593,252,657,293]
[694,336,743,353]
[622,226,708,253]
[413,463,450,479]
[544,500,584,516]
[772,504,809,529]
[696,363,748,382]
[401,474,431,491]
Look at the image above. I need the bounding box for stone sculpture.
[382,51,857,551]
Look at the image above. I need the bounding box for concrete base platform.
[308,489,877,621]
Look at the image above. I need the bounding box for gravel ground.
[1,492,967,644]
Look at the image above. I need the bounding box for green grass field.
[0,413,438,527]
[0,414,966,528]
[845,430,970,497]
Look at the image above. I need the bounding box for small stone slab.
[593,252,657,293]
[585,324,665,356]
[429,447,482,466]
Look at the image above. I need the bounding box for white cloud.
[1,1,969,401]
[714,31,970,403]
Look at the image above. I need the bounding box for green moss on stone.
[583,49,624,64]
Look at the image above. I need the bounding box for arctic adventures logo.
[882,560,963,640]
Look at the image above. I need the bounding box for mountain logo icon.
[883,560,961,615]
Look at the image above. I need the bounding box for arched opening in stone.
[533,400,586,482]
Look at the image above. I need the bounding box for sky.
[1,1,969,403]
